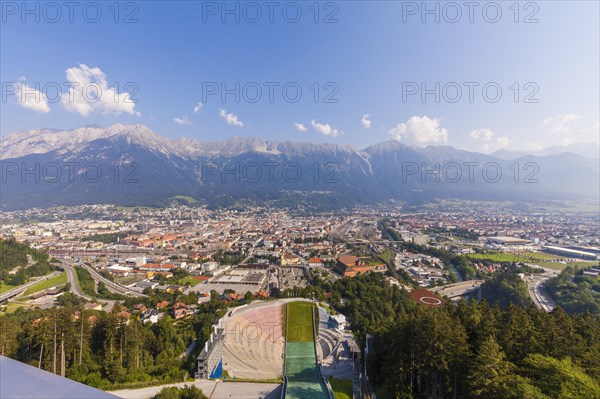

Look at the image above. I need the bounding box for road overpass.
[0,271,61,302]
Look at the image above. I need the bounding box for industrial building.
[542,245,600,260]
[486,236,531,246]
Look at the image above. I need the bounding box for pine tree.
[467,335,515,398]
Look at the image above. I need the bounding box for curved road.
[79,263,147,297]
[523,264,559,312]
[59,262,94,301]
[59,261,118,311]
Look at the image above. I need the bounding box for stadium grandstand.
[193,299,356,399]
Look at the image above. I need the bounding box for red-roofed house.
[308,257,323,267]
[172,302,188,319]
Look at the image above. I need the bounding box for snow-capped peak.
[0,124,175,159]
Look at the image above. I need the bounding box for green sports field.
[465,252,597,271]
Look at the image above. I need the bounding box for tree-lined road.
[523,264,559,312]
[59,261,118,311]
[59,262,94,301]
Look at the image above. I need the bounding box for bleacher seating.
[222,303,284,379]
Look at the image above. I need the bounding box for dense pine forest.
[546,266,600,314]
[0,300,227,390]
[282,273,600,399]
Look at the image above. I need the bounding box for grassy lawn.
[286,301,315,342]
[0,283,19,294]
[177,276,202,286]
[466,251,597,271]
[467,252,549,263]
[537,261,598,270]
[330,378,352,399]
[23,272,67,296]
[362,257,386,266]
[378,249,392,263]
[0,301,35,314]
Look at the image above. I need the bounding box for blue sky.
[1,1,599,152]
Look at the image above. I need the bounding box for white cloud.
[173,116,192,125]
[219,108,244,127]
[294,123,307,132]
[193,102,203,113]
[13,80,50,113]
[542,113,580,134]
[561,137,573,146]
[468,128,494,141]
[481,136,510,153]
[468,128,509,153]
[361,114,372,128]
[61,64,138,117]
[496,136,510,149]
[311,119,341,137]
[580,119,600,133]
[388,115,448,145]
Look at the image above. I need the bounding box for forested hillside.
[0,238,56,287]
[0,300,227,390]
[279,273,600,399]
[546,266,600,315]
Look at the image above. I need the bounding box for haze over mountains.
[1,124,598,211]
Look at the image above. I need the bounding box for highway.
[57,260,119,311]
[523,264,559,312]
[528,278,555,312]
[0,271,61,302]
[79,263,147,297]
[58,261,94,301]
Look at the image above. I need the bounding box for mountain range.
[1,124,598,211]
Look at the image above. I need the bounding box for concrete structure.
[486,236,531,246]
[220,302,284,379]
[542,245,599,260]
[196,324,225,379]
[107,264,133,276]
[330,314,347,332]
[334,254,386,277]
[201,261,219,272]
[280,251,302,266]
[583,268,600,278]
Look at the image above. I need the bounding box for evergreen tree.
[467,335,515,398]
